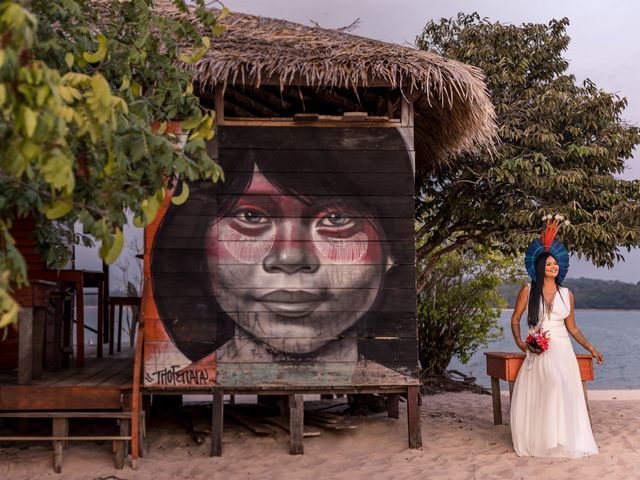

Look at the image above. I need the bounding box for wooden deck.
[0,346,134,411]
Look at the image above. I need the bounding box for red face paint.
[205,168,389,356]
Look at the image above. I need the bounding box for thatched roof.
[97,1,497,169]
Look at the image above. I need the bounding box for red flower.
[526,330,551,354]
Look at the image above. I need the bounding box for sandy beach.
[1,391,638,480]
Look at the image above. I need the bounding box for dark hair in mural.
[151,127,414,364]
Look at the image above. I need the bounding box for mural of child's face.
[206,167,389,355]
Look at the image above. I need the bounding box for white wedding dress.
[510,286,598,457]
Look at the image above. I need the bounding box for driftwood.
[421,369,491,395]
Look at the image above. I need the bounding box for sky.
[78,0,640,285]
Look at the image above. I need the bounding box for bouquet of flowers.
[525,329,550,354]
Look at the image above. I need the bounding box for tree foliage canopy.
[0,0,225,327]
[415,13,640,292]
[417,247,516,377]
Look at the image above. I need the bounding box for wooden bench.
[0,411,132,472]
[485,352,594,425]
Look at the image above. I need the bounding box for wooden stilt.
[387,394,400,419]
[491,377,502,425]
[211,388,224,457]
[289,394,304,455]
[52,418,67,473]
[407,386,422,449]
[114,417,129,469]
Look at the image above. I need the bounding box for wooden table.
[485,352,594,425]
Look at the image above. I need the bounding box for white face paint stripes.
[219,226,276,264]
[313,232,369,264]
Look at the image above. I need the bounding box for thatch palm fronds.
[94,0,497,170]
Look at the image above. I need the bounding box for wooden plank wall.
[144,125,418,388]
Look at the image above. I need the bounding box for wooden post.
[130,324,144,469]
[387,394,400,419]
[490,377,503,425]
[289,394,304,455]
[215,85,225,125]
[18,307,33,385]
[211,387,224,457]
[406,385,422,449]
[103,261,110,348]
[117,305,123,352]
[114,416,129,469]
[62,295,72,368]
[97,279,103,359]
[31,307,46,380]
[53,292,63,371]
[75,283,84,367]
[108,301,115,356]
[52,418,67,473]
[401,97,414,127]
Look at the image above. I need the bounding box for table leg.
[491,376,502,425]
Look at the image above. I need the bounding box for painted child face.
[206,167,389,355]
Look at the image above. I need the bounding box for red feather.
[541,218,559,251]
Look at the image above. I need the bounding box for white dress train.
[510,286,598,457]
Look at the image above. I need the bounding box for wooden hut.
[0,1,495,470]
[142,0,496,456]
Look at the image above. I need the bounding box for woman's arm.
[511,285,529,353]
[565,291,604,364]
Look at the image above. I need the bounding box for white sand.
[1,390,639,480]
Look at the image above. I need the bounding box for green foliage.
[0,0,224,325]
[417,247,519,377]
[415,13,640,292]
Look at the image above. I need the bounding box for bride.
[510,215,603,457]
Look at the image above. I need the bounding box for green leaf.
[181,116,201,130]
[42,199,73,220]
[0,301,19,329]
[171,181,190,205]
[64,52,74,68]
[212,24,225,36]
[100,227,124,265]
[119,75,130,91]
[21,106,37,138]
[219,7,230,19]
[83,33,107,63]
[141,196,160,224]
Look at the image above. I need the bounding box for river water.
[448,309,640,389]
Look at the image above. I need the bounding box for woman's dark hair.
[151,126,414,362]
[527,252,563,327]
